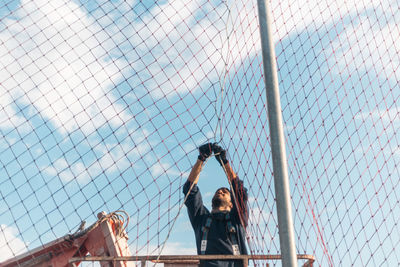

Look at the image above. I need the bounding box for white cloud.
[41,127,154,184]
[118,0,250,98]
[249,206,271,225]
[151,161,172,177]
[131,242,196,267]
[332,5,399,73]
[272,0,358,38]
[0,224,28,262]
[0,0,129,134]
[356,106,400,124]
[150,161,187,178]
[269,0,400,84]
[115,0,395,103]
[159,241,196,255]
[1,0,397,137]
[43,158,90,183]
[354,106,400,159]
[138,241,196,256]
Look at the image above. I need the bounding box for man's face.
[212,187,233,210]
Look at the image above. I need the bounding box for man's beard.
[212,195,231,210]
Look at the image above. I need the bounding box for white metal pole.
[256,0,298,266]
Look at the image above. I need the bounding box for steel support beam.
[256,0,298,266]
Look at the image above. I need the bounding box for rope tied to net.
[214,0,235,143]
[155,156,210,263]
[155,1,244,260]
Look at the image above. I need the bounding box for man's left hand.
[213,144,228,166]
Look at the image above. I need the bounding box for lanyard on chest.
[200,213,240,255]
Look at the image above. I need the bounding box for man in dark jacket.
[183,143,248,267]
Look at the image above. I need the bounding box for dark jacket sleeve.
[183,180,209,228]
[230,177,249,227]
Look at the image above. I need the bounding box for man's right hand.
[212,144,228,166]
[198,143,213,161]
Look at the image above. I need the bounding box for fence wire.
[1,0,400,266]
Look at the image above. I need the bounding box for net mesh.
[1,0,399,266]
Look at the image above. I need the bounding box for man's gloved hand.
[212,144,228,166]
[198,143,213,162]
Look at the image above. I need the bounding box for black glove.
[212,144,228,166]
[198,143,213,161]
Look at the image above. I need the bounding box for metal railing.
[69,254,315,267]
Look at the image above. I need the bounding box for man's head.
[211,187,233,212]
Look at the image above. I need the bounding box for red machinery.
[0,211,134,267]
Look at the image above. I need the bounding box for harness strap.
[200,216,213,254]
[225,213,240,255]
[200,213,240,255]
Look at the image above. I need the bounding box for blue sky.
[1,0,400,266]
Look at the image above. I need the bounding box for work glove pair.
[198,143,228,166]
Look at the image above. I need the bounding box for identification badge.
[201,240,207,252]
[232,244,240,255]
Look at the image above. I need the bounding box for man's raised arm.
[213,144,248,225]
[212,144,238,182]
[187,143,213,184]
[187,159,203,184]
